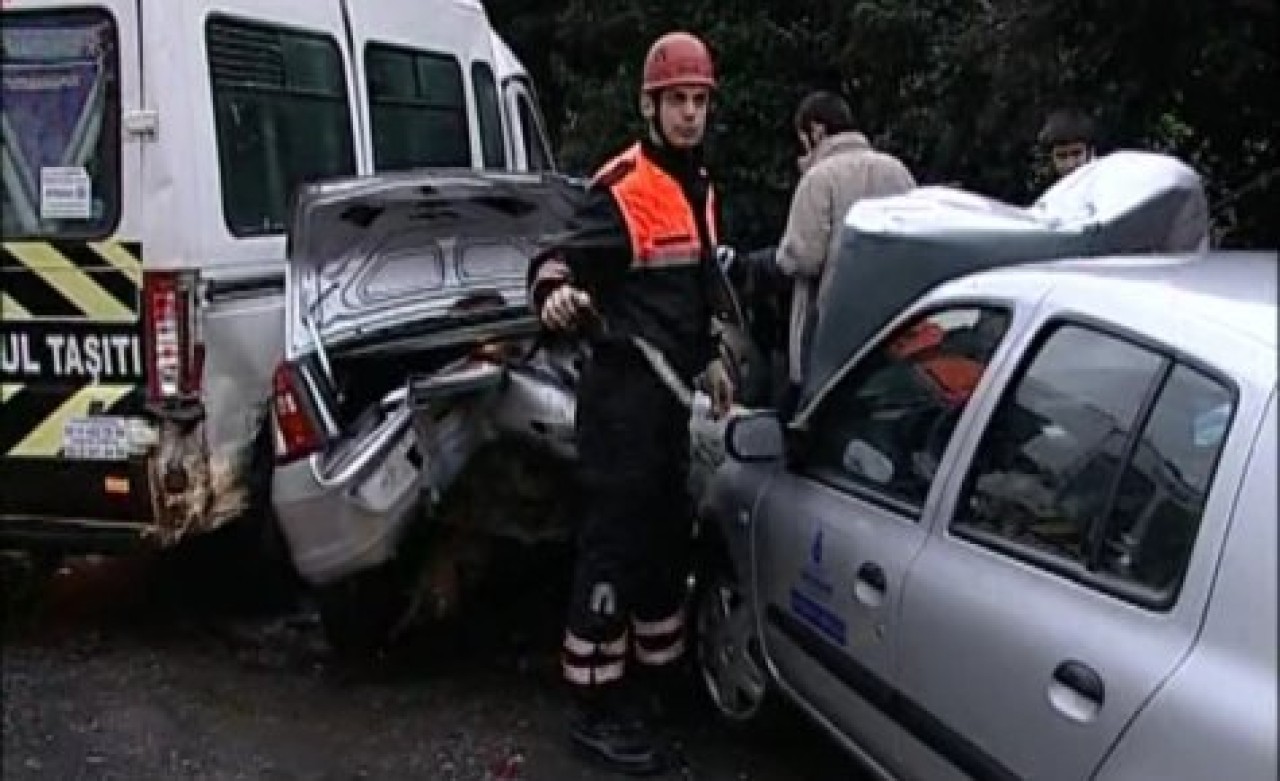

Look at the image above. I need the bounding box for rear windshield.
[1,8,120,239]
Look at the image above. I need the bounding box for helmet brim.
[643,76,717,92]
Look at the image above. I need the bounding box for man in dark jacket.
[526,30,736,776]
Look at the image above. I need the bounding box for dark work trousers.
[561,343,693,696]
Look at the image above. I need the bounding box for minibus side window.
[365,44,470,171]
[471,61,506,170]
[207,16,356,237]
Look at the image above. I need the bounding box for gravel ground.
[1,546,863,781]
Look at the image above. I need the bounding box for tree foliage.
[488,0,1278,249]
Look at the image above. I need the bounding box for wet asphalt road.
[1,544,864,781]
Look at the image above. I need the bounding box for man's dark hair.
[1039,108,1097,146]
[794,90,856,135]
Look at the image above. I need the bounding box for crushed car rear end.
[269,170,590,650]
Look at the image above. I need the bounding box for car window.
[1097,364,1234,592]
[954,322,1235,605]
[801,306,1012,512]
[515,91,552,172]
[366,44,469,171]
[471,61,506,170]
[208,17,355,236]
[2,8,120,239]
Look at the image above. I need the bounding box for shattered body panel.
[272,171,599,590]
[272,346,584,587]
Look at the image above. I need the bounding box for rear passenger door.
[895,317,1242,780]
[343,0,493,172]
[1,0,148,521]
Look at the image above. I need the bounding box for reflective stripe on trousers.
[562,630,628,686]
[632,609,686,667]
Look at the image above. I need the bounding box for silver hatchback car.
[692,155,1277,780]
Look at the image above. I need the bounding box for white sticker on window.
[40,166,92,219]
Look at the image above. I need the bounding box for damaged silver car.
[268,170,739,654]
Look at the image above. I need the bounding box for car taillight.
[271,361,334,464]
[143,270,203,406]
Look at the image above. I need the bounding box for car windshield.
[1,9,120,238]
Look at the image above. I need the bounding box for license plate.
[62,416,130,461]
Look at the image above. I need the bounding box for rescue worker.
[1038,107,1098,179]
[526,31,736,776]
[774,90,916,414]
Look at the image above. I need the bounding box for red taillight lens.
[271,362,329,464]
[143,270,202,404]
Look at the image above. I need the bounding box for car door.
[895,316,1244,780]
[2,0,148,521]
[752,302,1015,771]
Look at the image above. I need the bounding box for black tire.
[689,529,776,730]
[314,562,413,660]
[156,415,301,617]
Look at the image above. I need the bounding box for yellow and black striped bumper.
[1,239,154,534]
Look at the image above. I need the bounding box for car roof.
[956,252,1277,349]
[926,251,1279,395]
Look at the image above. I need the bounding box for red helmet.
[642,31,716,92]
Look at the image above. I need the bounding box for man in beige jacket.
[775,90,916,411]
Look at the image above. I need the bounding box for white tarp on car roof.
[801,151,1209,407]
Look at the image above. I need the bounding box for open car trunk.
[282,170,592,422]
[270,171,599,606]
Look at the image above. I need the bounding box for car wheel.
[314,563,412,659]
[159,416,302,617]
[693,552,771,724]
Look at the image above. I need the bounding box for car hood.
[284,169,596,357]
[799,150,1209,411]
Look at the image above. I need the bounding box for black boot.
[568,685,669,777]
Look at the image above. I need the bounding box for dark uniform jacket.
[528,138,736,380]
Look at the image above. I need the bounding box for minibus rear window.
[1,8,121,239]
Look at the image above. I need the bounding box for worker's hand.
[706,357,736,420]
[540,285,593,331]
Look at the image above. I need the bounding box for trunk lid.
[284,169,590,359]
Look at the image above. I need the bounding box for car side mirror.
[724,410,784,463]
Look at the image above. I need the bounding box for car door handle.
[857,562,886,591]
[853,562,886,608]
[1049,660,1105,723]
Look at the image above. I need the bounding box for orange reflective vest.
[592,142,718,271]
[889,321,984,408]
